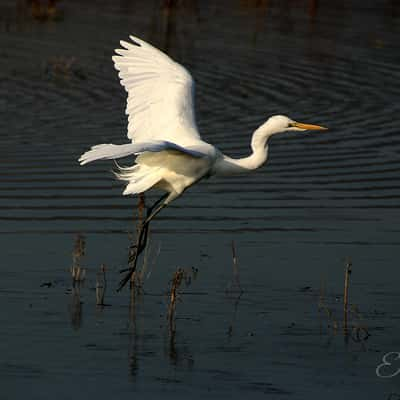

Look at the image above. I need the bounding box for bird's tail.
[78,143,139,165]
[114,163,162,196]
[78,142,169,165]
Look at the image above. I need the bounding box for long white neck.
[216,122,274,175]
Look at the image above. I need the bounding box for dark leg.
[139,193,170,251]
[118,193,169,291]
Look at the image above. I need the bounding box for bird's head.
[264,115,327,135]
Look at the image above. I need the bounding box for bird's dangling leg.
[118,193,169,291]
[139,193,170,252]
[129,192,168,259]
[130,192,146,257]
[126,192,146,288]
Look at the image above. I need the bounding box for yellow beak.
[291,122,328,131]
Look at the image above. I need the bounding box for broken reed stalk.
[71,265,86,282]
[96,264,107,306]
[343,257,352,334]
[71,234,86,282]
[167,268,184,323]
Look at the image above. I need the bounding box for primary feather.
[113,35,201,146]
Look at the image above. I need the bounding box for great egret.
[79,35,327,290]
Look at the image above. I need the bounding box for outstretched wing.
[113,35,201,146]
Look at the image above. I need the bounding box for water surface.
[1,1,400,398]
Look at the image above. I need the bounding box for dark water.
[1,0,400,398]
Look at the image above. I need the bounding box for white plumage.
[78,35,327,289]
[114,35,200,145]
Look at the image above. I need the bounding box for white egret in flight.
[79,35,327,290]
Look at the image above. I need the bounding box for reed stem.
[343,257,352,334]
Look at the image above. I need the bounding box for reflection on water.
[69,283,83,331]
[148,0,199,60]
[128,288,140,378]
[95,264,107,306]
[28,0,61,21]
[1,0,400,398]
[226,241,244,337]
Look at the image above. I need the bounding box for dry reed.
[167,268,185,323]
[166,266,197,365]
[343,257,352,334]
[317,258,370,342]
[70,234,86,283]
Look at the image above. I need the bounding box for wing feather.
[113,35,201,145]
[78,141,208,165]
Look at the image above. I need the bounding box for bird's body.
[79,35,326,290]
[118,148,214,203]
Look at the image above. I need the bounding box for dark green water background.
[1,1,400,398]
